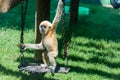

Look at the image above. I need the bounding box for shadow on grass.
[25,49,34,54]
[15,56,120,80]
[1,58,119,80]
[58,63,120,80]
[75,44,118,58]
[0,64,58,80]
[16,57,35,63]
[68,5,120,41]
[2,53,119,80]
[69,55,120,68]
[71,65,120,80]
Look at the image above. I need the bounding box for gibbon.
[19,0,63,75]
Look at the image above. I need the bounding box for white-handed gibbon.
[19,0,63,75]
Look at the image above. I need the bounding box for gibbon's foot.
[40,64,48,68]
[48,66,55,76]
[17,43,25,51]
[51,70,55,76]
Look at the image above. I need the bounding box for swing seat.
[18,62,70,74]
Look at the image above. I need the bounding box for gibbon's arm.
[24,42,44,50]
[52,0,63,30]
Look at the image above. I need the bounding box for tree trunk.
[65,0,79,47]
[69,0,79,24]
[35,0,50,62]
[0,0,21,13]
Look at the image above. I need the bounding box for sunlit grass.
[0,0,120,80]
[0,28,120,80]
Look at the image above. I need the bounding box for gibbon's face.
[39,21,52,34]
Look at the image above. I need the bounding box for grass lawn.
[0,0,120,80]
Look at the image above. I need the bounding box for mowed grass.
[0,0,120,80]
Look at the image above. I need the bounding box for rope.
[19,0,29,63]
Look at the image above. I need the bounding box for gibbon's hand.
[59,0,64,6]
[17,43,26,51]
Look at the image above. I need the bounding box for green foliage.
[0,1,120,80]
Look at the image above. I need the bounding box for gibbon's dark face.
[39,21,52,34]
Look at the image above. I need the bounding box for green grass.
[0,0,120,80]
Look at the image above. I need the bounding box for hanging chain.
[19,0,29,63]
[61,0,66,57]
[20,0,24,44]
[61,0,65,53]
[61,0,72,67]
[65,24,72,52]
[62,0,68,67]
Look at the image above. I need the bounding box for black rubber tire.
[110,0,120,9]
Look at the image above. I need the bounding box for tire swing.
[110,0,120,9]
[18,0,70,75]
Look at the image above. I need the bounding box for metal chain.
[61,0,67,57]
[20,0,24,44]
[62,0,65,53]
[61,0,69,67]
[61,0,72,67]
[65,25,72,50]
[63,24,72,68]
[19,0,29,63]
